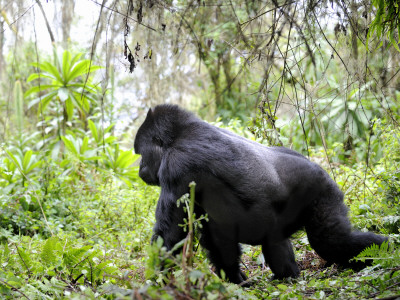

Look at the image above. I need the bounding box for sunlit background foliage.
[0,0,399,298]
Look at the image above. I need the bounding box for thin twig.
[0,145,54,235]
[0,278,31,299]
[240,1,296,26]
[34,0,55,43]
[15,245,32,277]
[312,10,350,74]
[1,3,35,34]
[88,0,156,31]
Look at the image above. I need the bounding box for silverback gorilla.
[134,104,387,284]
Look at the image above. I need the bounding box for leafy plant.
[61,134,101,163]
[177,182,208,268]
[5,148,42,187]
[355,241,400,268]
[0,236,119,298]
[0,156,17,190]
[25,50,102,131]
[102,144,140,186]
[367,0,400,52]
[88,119,116,148]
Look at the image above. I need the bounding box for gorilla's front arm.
[153,187,187,250]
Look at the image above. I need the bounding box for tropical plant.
[88,119,116,148]
[5,149,42,187]
[0,156,17,191]
[367,0,400,52]
[102,144,140,187]
[355,241,400,268]
[24,50,102,132]
[61,134,101,164]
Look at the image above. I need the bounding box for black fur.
[134,104,387,284]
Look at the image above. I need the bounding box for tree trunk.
[222,51,233,98]
[0,18,4,81]
[62,0,75,49]
[350,0,358,60]
[208,66,222,109]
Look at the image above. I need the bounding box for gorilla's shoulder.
[269,146,309,159]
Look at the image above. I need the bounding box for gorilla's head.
[134,105,194,185]
[134,108,163,186]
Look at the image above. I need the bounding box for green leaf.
[61,136,78,155]
[105,123,115,133]
[115,150,137,169]
[65,98,74,121]
[22,150,33,171]
[41,61,64,83]
[62,50,72,80]
[41,237,60,267]
[38,95,57,116]
[16,247,33,272]
[88,119,99,143]
[84,155,103,161]
[26,160,42,174]
[76,93,91,112]
[63,246,92,267]
[67,60,102,82]
[68,82,99,93]
[5,150,22,170]
[390,30,400,52]
[26,73,57,83]
[118,176,133,187]
[27,91,58,110]
[105,146,116,166]
[70,52,84,68]
[81,137,89,154]
[24,84,61,97]
[104,136,116,144]
[68,92,86,114]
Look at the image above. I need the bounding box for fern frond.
[355,240,400,268]
[63,246,91,268]
[40,237,61,267]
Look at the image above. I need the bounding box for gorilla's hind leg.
[200,225,247,284]
[262,239,300,279]
[306,192,388,269]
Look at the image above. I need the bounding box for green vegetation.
[0,0,399,299]
[0,118,399,298]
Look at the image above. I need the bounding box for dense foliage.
[0,0,399,299]
[0,116,399,298]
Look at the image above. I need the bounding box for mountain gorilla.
[134,104,387,284]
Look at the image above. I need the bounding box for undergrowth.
[0,123,399,299]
